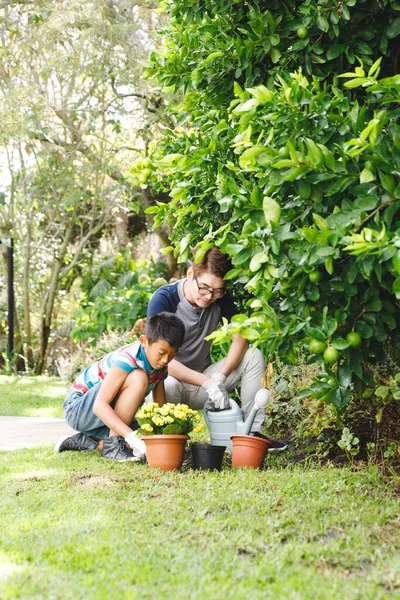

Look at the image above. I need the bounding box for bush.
[71,252,169,344]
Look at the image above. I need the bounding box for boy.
[54,312,186,462]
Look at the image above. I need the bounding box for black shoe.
[252,432,288,452]
[101,436,142,462]
[54,432,98,452]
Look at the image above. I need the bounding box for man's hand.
[212,372,227,385]
[125,432,146,462]
[202,378,230,410]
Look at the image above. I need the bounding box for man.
[147,247,287,450]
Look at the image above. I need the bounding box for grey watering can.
[204,388,271,451]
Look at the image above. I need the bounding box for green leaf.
[355,321,373,338]
[305,327,326,342]
[263,196,281,226]
[332,337,350,350]
[337,364,352,388]
[249,251,269,272]
[313,214,329,231]
[360,168,375,184]
[386,18,400,39]
[245,85,273,102]
[375,386,389,398]
[327,44,346,60]
[232,99,260,114]
[393,277,400,299]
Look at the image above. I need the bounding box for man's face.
[185,268,226,308]
[140,336,178,370]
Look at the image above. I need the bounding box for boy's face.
[140,335,178,370]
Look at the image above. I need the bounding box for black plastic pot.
[191,443,226,471]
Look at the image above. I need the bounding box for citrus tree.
[142,0,400,419]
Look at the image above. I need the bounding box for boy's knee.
[125,368,148,391]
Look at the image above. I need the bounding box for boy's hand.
[201,378,230,410]
[125,432,146,462]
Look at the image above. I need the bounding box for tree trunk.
[22,213,34,369]
[35,224,73,375]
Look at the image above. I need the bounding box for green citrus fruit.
[308,271,321,283]
[297,26,308,39]
[279,146,289,157]
[346,331,362,348]
[309,338,327,355]
[323,346,339,363]
[327,377,338,388]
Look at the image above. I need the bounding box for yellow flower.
[141,424,154,432]
[194,424,204,433]
[195,414,201,422]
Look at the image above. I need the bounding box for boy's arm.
[152,380,166,407]
[93,367,136,438]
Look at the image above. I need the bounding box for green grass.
[0,449,399,599]
[0,375,67,418]
[1,376,400,599]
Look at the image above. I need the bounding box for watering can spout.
[238,388,271,435]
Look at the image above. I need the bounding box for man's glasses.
[193,275,226,298]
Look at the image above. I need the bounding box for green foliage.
[147,0,399,107]
[71,252,169,344]
[146,1,400,420]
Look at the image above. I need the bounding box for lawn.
[0,376,399,599]
[0,375,67,418]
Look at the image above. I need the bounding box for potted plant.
[136,402,203,471]
[191,443,226,471]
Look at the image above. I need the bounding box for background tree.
[0,0,172,372]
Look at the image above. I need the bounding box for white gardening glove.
[212,372,227,385]
[125,432,146,462]
[202,378,230,410]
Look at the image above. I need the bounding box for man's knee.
[241,347,265,373]
[164,376,184,404]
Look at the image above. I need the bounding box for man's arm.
[168,333,248,386]
[167,359,210,386]
[219,334,249,377]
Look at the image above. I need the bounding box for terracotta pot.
[191,443,226,471]
[231,435,270,469]
[142,434,189,471]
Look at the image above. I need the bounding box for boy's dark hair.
[192,247,232,279]
[144,312,186,348]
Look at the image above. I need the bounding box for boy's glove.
[202,378,230,411]
[125,432,146,462]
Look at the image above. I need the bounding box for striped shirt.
[72,340,167,396]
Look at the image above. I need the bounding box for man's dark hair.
[192,247,232,279]
[144,312,186,348]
